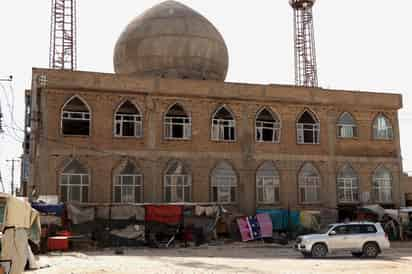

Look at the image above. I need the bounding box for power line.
[6,159,19,196]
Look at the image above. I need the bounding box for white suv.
[295,222,390,258]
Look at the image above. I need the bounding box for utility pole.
[0,75,13,133]
[6,159,19,196]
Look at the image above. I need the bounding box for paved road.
[29,244,412,274]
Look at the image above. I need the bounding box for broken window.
[337,112,358,138]
[61,96,90,136]
[115,101,143,138]
[164,104,191,140]
[211,106,236,141]
[373,114,393,140]
[337,164,359,203]
[298,163,320,203]
[372,166,392,203]
[113,161,143,203]
[256,161,280,204]
[60,159,89,202]
[164,160,191,202]
[211,161,237,203]
[256,108,281,143]
[296,110,320,144]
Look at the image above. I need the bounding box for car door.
[346,225,363,251]
[327,225,351,251]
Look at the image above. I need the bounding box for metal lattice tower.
[49,0,77,70]
[290,0,318,87]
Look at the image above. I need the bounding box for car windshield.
[319,224,334,234]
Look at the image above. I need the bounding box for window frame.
[211,106,236,142]
[164,174,192,202]
[113,174,143,203]
[61,95,92,137]
[211,162,238,204]
[296,110,320,145]
[114,101,143,138]
[164,116,192,140]
[373,114,394,140]
[60,172,89,203]
[337,112,358,139]
[255,108,281,143]
[298,163,321,204]
[372,167,393,203]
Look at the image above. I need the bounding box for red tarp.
[145,205,182,224]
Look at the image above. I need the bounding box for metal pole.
[6,159,19,196]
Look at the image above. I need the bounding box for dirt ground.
[28,242,412,274]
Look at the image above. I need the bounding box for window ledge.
[62,135,90,138]
[256,141,281,144]
[164,137,192,142]
[297,143,320,145]
[372,138,394,142]
[113,136,144,140]
[211,139,237,143]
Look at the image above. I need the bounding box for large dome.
[113,1,229,81]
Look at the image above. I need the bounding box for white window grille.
[115,114,143,137]
[164,160,191,202]
[61,173,89,202]
[373,167,392,203]
[337,112,358,138]
[299,163,320,203]
[373,114,393,140]
[211,106,236,141]
[255,108,281,143]
[113,174,143,203]
[211,162,237,203]
[164,175,191,202]
[61,96,91,136]
[256,161,280,204]
[337,178,359,203]
[114,101,143,138]
[257,177,280,204]
[212,119,235,141]
[297,123,320,144]
[164,117,192,140]
[60,159,89,202]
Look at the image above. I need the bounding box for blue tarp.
[256,209,300,231]
[31,203,64,216]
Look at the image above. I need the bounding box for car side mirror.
[329,231,336,236]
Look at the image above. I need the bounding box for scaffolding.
[49,0,77,70]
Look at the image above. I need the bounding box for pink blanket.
[237,217,252,242]
[257,213,273,238]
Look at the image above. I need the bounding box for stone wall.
[28,68,404,214]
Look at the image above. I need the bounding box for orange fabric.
[145,205,182,224]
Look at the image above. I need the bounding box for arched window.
[298,163,320,203]
[372,166,392,203]
[256,108,281,143]
[211,161,237,203]
[113,161,143,203]
[296,110,320,144]
[61,96,91,136]
[114,101,142,138]
[337,112,358,138]
[256,161,280,204]
[373,114,393,140]
[60,159,89,202]
[164,160,191,202]
[337,164,359,203]
[164,103,191,140]
[211,106,236,141]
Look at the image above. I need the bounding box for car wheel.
[363,242,379,258]
[311,243,327,258]
[351,252,363,258]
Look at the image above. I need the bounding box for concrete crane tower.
[289,0,318,87]
[49,0,77,70]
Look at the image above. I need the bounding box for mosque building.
[24,1,407,216]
